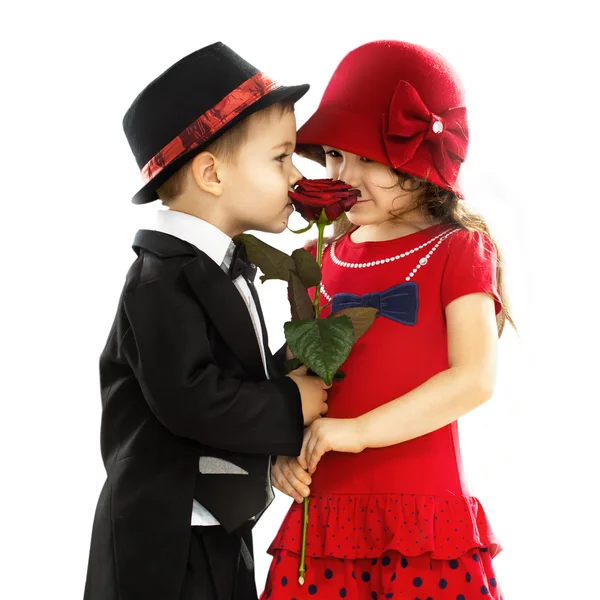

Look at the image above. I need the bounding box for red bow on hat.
[382,80,468,187]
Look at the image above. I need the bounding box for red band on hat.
[141,72,282,184]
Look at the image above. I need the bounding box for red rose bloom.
[289,178,360,222]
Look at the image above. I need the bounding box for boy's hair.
[158,100,295,203]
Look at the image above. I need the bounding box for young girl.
[263,40,512,600]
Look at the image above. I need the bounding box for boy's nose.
[290,163,304,186]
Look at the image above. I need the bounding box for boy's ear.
[190,152,223,197]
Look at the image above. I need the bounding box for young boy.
[83,42,328,600]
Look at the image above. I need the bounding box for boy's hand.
[271,456,311,503]
[286,365,330,425]
[298,418,366,474]
[285,345,295,360]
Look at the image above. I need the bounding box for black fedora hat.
[123,42,309,204]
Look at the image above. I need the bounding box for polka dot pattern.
[268,493,501,561]
[261,547,503,599]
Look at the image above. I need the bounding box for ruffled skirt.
[261,493,504,599]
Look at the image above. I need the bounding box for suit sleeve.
[272,342,289,376]
[121,278,304,457]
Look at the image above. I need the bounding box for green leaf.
[284,316,354,386]
[291,248,322,289]
[288,272,316,321]
[284,357,303,373]
[234,233,296,283]
[328,307,378,343]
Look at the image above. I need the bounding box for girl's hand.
[271,456,312,503]
[299,418,366,474]
[285,345,296,360]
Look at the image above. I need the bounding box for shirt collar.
[155,209,234,268]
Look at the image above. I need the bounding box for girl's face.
[323,146,418,227]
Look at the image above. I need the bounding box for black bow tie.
[228,242,257,282]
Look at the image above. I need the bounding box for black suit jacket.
[84,230,303,600]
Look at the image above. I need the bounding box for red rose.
[289,178,360,222]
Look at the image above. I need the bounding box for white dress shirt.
[154,208,270,526]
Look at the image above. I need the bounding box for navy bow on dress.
[331,282,419,326]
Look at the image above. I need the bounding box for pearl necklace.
[329,227,454,269]
[320,228,459,302]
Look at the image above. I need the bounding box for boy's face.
[219,109,302,236]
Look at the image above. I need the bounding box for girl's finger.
[309,439,326,474]
[271,474,287,496]
[290,459,312,485]
[306,436,319,474]
[298,432,311,470]
[281,461,311,499]
[276,476,305,503]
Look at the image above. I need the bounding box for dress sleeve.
[441,229,503,315]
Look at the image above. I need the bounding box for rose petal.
[290,178,361,223]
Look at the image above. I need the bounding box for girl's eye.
[360,156,372,163]
[325,150,342,158]
[276,153,290,162]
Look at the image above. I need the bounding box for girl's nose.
[339,159,361,189]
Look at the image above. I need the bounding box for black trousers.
[181,524,257,600]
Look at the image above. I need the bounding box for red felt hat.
[297,40,468,197]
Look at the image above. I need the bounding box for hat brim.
[132,83,310,205]
[296,105,389,166]
[296,105,464,198]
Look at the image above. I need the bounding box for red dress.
[262,225,505,600]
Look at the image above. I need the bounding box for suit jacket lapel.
[182,255,266,381]
[244,276,282,378]
[133,229,266,380]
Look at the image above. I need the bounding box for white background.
[2,1,599,599]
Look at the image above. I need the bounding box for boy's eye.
[276,153,290,162]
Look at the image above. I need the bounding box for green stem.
[298,494,309,585]
[312,211,328,318]
[288,220,316,234]
[299,209,328,585]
